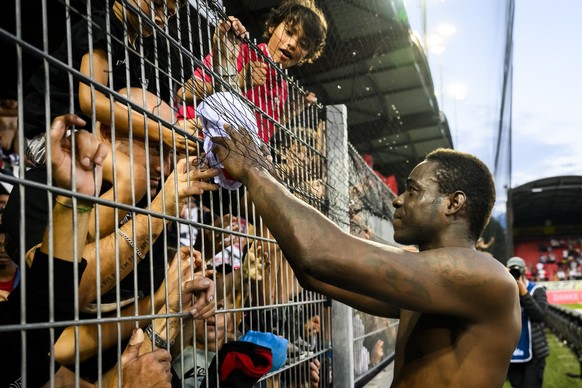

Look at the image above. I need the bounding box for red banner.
[547,289,582,304]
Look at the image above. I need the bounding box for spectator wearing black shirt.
[0,113,107,387]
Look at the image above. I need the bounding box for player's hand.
[211,124,276,185]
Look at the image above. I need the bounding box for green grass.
[503,329,582,388]
[560,303,582,310]
[544,330,582,388]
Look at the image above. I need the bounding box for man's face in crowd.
[0,233,11,267]
[125,0,182,38]
[117,138,172,196]
[0,231,11,301]
[0,194,9,212]
[392,160,444,248]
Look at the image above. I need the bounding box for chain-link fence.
[0,1,407,386]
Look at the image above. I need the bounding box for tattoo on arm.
[139,233,159,253]
[101,255,135,288]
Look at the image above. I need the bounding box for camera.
[509,266,523,280]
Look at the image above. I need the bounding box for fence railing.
[545,304,582,379]
[0,2,401,387]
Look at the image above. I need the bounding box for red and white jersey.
[193,42,288,142]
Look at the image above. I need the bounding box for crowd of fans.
[516,238,582,282]
[0,0,419,385]
[0,0,347,386]
[3,0,551,386]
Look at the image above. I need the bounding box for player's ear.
[445,190,466,215]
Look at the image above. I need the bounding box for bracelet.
[117,228,146,260]
[145,324,173,348]
[55,196,94,214]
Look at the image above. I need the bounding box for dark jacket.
[521,283,550,359]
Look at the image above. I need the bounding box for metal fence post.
[326,104,354,386]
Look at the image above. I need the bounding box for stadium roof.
[223,0,453,192]
[3,1,451,194]
[509,176,582,229]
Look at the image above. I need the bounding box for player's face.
[267,23,309,68]
[392,161,445,249]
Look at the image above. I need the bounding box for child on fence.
[178,0,328,143]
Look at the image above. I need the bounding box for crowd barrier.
[0,1,402,386]
[545,304,582,379]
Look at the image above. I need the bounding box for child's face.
[195,300,232,352]
[267,22,309,69]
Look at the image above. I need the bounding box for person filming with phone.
[505,256,550,388]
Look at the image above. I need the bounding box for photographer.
[506,256,550,388]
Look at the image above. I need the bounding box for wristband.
[117,228,146,261]
[145,324,173,348]
[55,196,94,213]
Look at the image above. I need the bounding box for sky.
[406,0,582,216]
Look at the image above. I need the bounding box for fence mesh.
[0,1,403,386]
